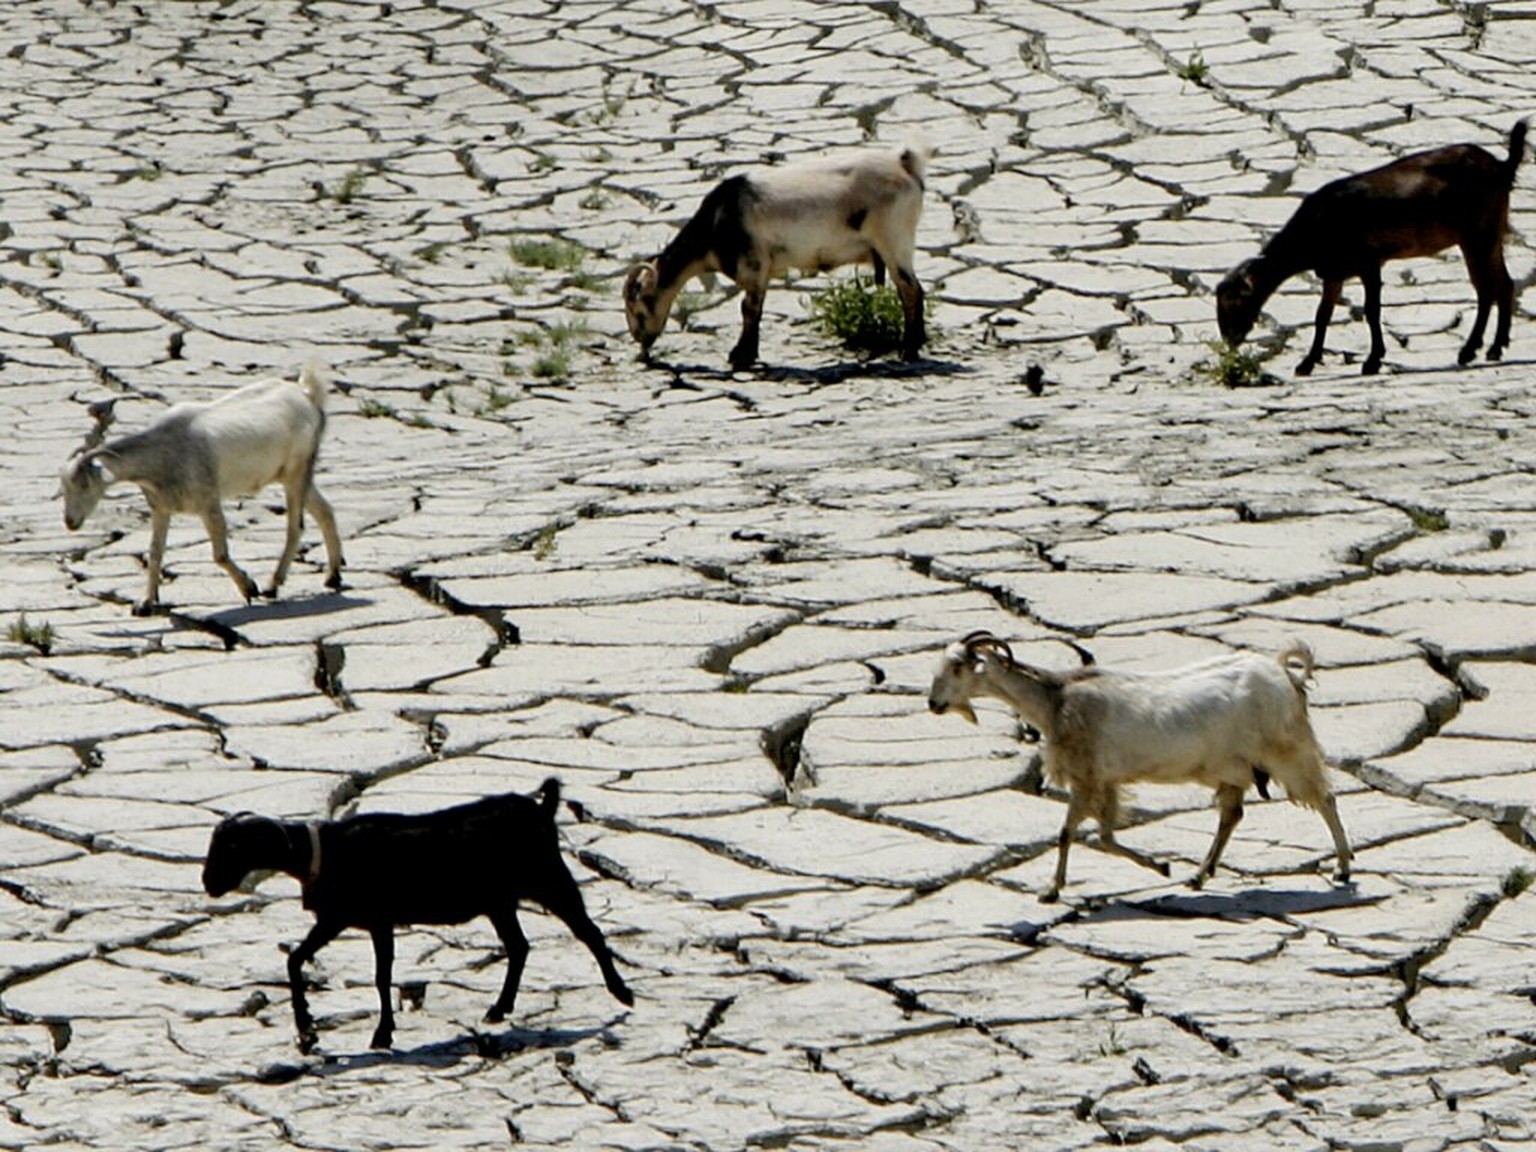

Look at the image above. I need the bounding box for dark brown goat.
[202,780,633,1053]
[1217,120,1526,376]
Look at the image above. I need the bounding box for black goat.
[202,779,633,1052]
[1217,119,1527,376]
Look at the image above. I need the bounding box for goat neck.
[979,656,1065,738]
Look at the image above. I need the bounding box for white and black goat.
[1217,119,1527,376]
[61,364,344,615]
[623,145,930,369]
[928,631,1351,902]
[202,779,634,1053]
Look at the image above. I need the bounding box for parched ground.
[3,1,1536,1149]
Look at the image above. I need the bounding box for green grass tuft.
[8,613,55,654]
[1191,340,1270,388]
[807,273,914,357]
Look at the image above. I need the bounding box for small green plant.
[332,168,370,204]
[509,237,587,273]
[8,614,55,655]
[807,273,917,357]
[501,270,533,294]
[131,162,162,182]
[1405,505,1449,533]
[1504,867,1533,898]
[1191,340,1269,388]
[1098,1021,1126,1058]
[483,384,516,412]
[1177,51,1209,86]
[579,188,611,212]
[529,153,558,174]
[414,241,451,264]
[532,350,572,380]
[357,397,397,419]
[531,523,559,561]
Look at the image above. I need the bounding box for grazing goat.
[202,779,634,1053]
[61,364,344,615]
[1217,119,1527,376]
[623,145,929,369]
[928,631,1351,902]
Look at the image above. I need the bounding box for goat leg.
[729,285,765,370]
[287,918,343,1054]
[484,907,530,1024]
[368,925,396,1049]
[540,879,634,1007]
[1192,784,1245,889]
[1360,268,1386,375]
[307,485,346,590]
[1042,794,1087,904]
[1297,280,1341,376]
[135,508,172,616]
[894,265,926,360]
[1319,792,1353,883]
[200,503,259,603]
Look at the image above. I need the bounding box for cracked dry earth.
[3,0,1536,1149]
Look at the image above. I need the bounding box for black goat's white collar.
[305,822,322,885]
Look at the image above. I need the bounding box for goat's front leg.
[199,502,258,603]
[135,507,172,615]
[729,285,766,370]
[368,924,396,1049]
[1359,267,1386,375]
[1297,280,1341,376]
[484,906,530,1024]
[287,918,344,1054]
[1041,792,1088,904]
[1192,784,1245,889]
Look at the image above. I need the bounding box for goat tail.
[537,777,561,817]
[899,142,933,187]
[298,359,329,412]
[1278,641,1316,693]
[1505,118,1528,183]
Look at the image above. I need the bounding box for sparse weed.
[509,237,587,273]
[8,614,55,654]
[529,153,558,174]
[357,397,397,419]
[532,350,572,380]
[332,168,370,204]
[807,273,918,357]
[1504,867,1533,898]
[1177,51,1209,86]
[531,523,559,561]
[1191,340,1270,388]
[579,188,612,212]
[1405,505,1449,533]
[414,241,451,264]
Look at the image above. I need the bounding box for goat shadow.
[254,1021,621,1083]
[995,882,1380,942]
[207,590,374,630]
[644,352,974,390]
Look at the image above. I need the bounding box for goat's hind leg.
[484,905,530,1024]
[368,925,397,1049]
[1192,784,1245,889]
[1319,791,1353,883]
[307,484,345,590]
[539,873,633,1007]
[1095,786,1171,880]
[200,502,259,603]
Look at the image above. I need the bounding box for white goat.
[623,145,930,369]
[61,364,344,615]
[928,631,1351,902]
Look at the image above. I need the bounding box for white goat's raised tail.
[927,631,1352,902]
[61,363,345,615]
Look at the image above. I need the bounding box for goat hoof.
[611,980,635,1008]
[1294,360,1315,377]
[483,1007,506,1024]
[325,573,344,591]
[132,601,158,617]
[370,1030,393,1050]
[1361,359,1382,376]
[298,1029,318,1055]
[1039,889,1061,905]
